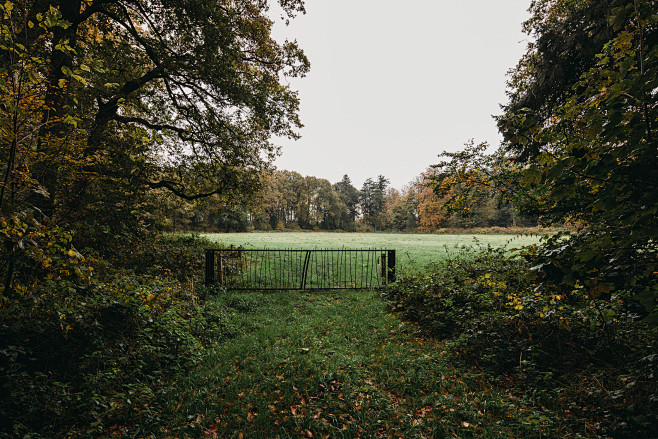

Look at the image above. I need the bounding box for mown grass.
[200,232,540,272]
[160,289,560,438]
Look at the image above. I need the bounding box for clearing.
[158,233,556,437]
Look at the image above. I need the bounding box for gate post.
[387,250,396,283]
[205,250,215,286]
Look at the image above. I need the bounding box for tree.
[334,174,359,230]
[497,0,657,320]
[428,142,535,228]
[3,0,309,221]
[388,187,417,231]
[1,0,309,295]
[359,176,389,231]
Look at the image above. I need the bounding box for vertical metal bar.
[339,250,343,287]
[331,250,336,288]
[254,251,258,289]
[265,250,270,288]
[354,252,363,288]
[346,250,350,288]
[241,251,246,289]
[276,250,280,289]
[219,254,225,286]
[350,250,355,288]
[369,250,374,288]
[363,249,372,288]
[298,250,302,288]
[300,250,309,290]
[322,251,325,288]
[381,252,387,283]
[388,250,396,284]
[348,250,352,288]
[205,250,215,286]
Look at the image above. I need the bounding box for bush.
[382,245,658,437]
[0,234,235,437]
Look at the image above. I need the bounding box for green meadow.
[201,232,541,272]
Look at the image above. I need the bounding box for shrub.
[382,244,658,437]
[0,234,235,437]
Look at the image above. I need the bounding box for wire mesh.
[205,249,396,290]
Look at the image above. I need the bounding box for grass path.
[162,290,552,438]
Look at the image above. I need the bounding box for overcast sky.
[271,0,531,190]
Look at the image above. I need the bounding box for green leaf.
[71,74,87,85]
[63,115,77,128]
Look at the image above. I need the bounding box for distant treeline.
[160,170,537,232]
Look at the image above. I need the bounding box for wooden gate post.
[205,250,215,286]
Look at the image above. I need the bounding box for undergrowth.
[0,234,234,438]
[382,245,658,438]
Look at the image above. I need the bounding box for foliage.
[334,174,360,230]
[358,175,389,231]
[498,0,657,320]
[428,142,536,228]
[387,187,418,231]
[0,234,237,437]
[156,166,531,233]
[0,0,311,428]
[382,245,658,437]
[432,0,657,322]
[1,0,310,279]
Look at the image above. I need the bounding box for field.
[201,232,542,273]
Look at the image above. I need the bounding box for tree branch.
[145,179,220,200]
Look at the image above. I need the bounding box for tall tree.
[497,0,657,320]
[3,0,309,221]
[1,0,309,294]
[359,175,389,231]
[334,174,359,230]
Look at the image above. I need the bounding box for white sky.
[271,0,531,190]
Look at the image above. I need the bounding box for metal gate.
[204,249,396,290]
